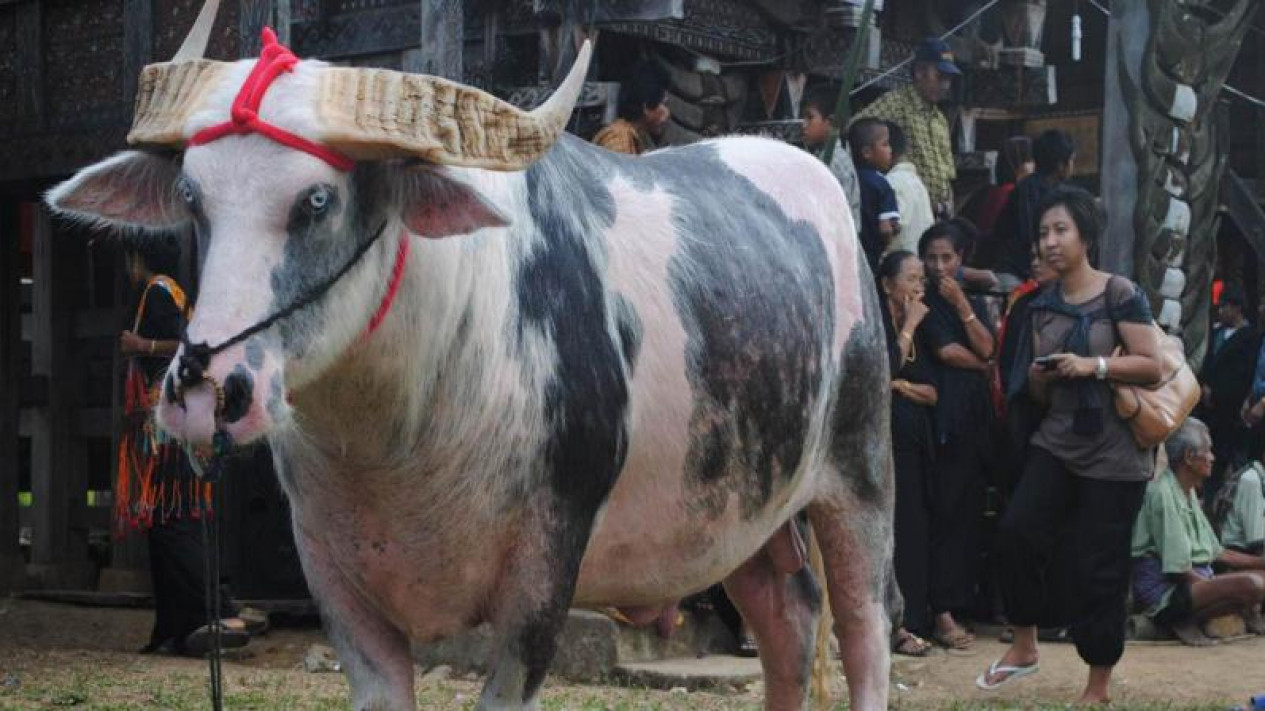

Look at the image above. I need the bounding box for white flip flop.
[975,659,1039,691]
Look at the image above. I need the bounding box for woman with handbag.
[976,187,1165,705]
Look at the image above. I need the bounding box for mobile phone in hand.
[1033,355,1060,371]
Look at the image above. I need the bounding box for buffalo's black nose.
[221,366,255,424]
[177,342,212,389]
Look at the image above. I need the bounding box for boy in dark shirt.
[848,117,901,275]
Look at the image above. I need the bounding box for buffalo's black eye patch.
[288,183,340,233]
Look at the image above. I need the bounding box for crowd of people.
[590,34,1265,707]
[833,38,1265,706]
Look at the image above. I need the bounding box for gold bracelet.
[962,312,977,325]
[149,340,156,355]
[898,331,913,343]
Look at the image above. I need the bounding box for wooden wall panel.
[44,0,126,131]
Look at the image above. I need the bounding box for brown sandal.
[893,629,933,657]
[933,627,974,650]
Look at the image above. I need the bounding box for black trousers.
[929,436,986,616]
[147,516,235,650]
[893,443,933,634]
[994,447,1146,667]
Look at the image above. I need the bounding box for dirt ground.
[1,598,1261,710]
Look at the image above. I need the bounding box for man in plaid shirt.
[857,38,959,217]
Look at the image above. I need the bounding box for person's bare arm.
[961,266,1000,291]
[120,331,180,357]
[1217,549,1265,571]
[938,278,995,360]
[936,343,989,371]
[1047,321,1162,384]
[893,379,938,406]
[879,218,898,249]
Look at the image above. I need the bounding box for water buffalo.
[47,5,895,709]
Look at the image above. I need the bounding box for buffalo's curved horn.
[172,0,222,62]
[315,40,593,170]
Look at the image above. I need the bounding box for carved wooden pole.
[1098,1,1146,280]
[1101,0,1256,367]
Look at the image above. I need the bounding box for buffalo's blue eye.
[306,186,331,214]
[177,178,196,205]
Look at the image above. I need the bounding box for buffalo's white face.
[46,73,509,447]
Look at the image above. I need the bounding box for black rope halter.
[174,219,390,414]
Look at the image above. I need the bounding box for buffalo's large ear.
[45,150,189,233]
[397,166,509,239]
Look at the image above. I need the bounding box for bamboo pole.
[820,0,877,166]
[808,526,835,710]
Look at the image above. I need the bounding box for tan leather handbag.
[1111,325,1200,448]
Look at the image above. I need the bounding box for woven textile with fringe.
[114,275,213,537]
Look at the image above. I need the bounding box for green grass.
[0,660,1236,711]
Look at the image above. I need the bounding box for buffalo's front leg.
[477,506,598,710]
[295,525,415,711]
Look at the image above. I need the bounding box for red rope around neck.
[189,28,354,172]
[363,231,411,339]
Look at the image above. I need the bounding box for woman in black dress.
[918,221,997,649]
[878,250,938,656]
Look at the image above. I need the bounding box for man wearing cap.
[856,38,959,217]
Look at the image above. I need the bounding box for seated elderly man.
[1131,418,1265,645]
[1219,460,1265,556]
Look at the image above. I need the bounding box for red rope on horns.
[189,28,354,172]
[191,28,411,339]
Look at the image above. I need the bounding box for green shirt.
[1131,468,1222,573]
[855,85,956,209]
[1222,463,1265,551]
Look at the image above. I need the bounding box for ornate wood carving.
[963,65,1056,108]
[1134,0,1252,362]
[505,80,615,110]
[531,0,682,24]
[734,119,804,144]
[604,0,777,61]
[292,4,420,58]
[44,1,126,132]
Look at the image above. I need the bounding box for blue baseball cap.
[914,37,961,76]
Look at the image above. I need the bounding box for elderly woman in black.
[976,187,1162,705]
[879,250,938,656]
[918,221,996,650]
